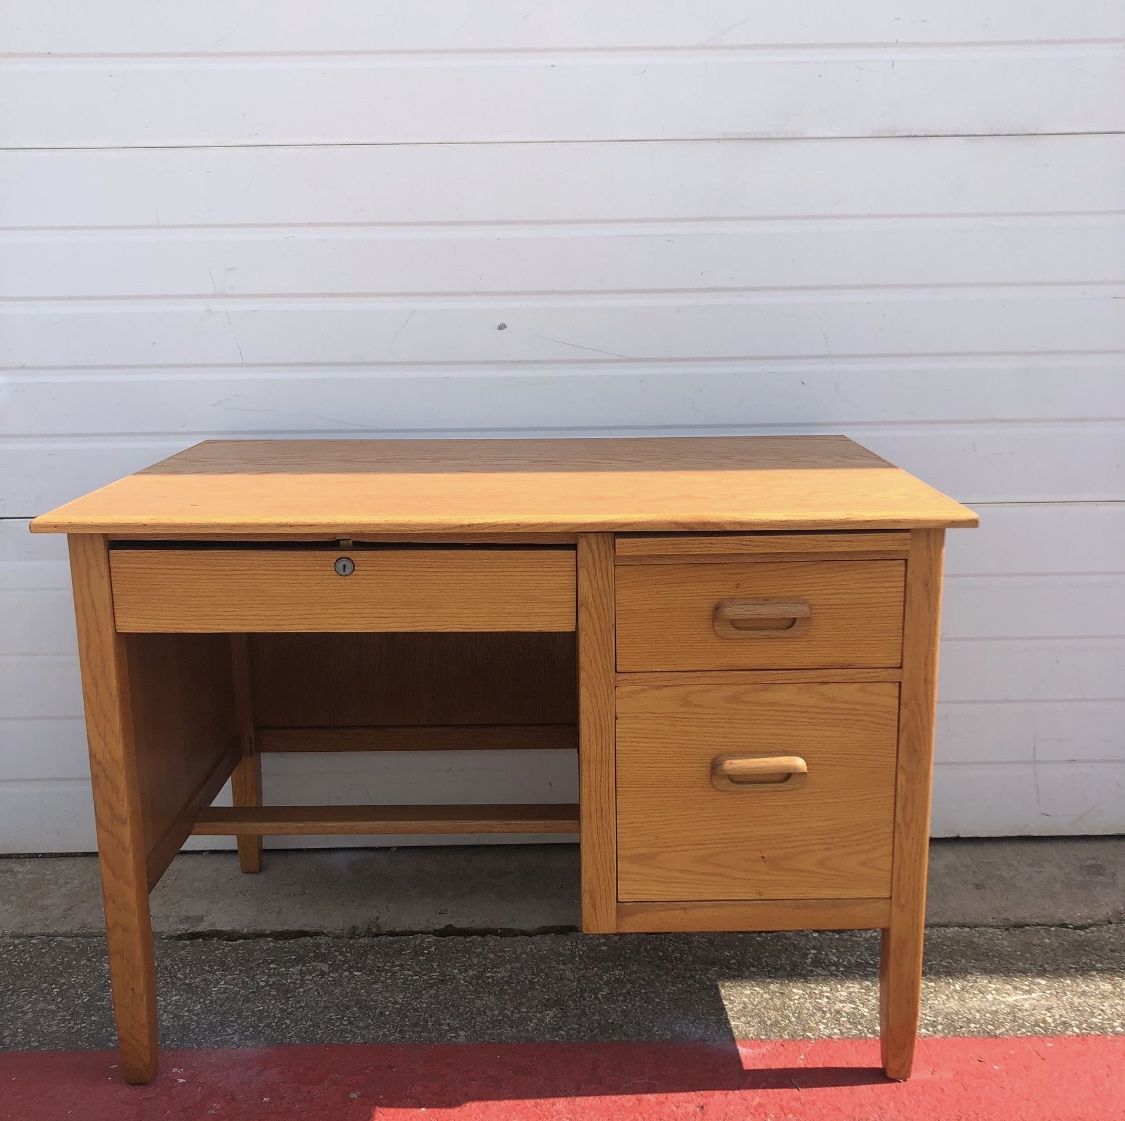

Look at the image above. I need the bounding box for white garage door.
[1,2,1123,850]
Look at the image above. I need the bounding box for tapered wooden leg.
[96,844,159,1083]
[69,535,159,1083]
[879,528,944,1080]
[231,753,263,872]
[230,635,263,873]
[880,915,925,1079]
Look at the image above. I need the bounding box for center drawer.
[109,546,576,633]
[616,681,899,902]
[616,559,905,671]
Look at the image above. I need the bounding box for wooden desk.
[32,436,977,1083]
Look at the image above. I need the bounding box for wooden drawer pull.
[710,754,809,791]
[712,597,811,638]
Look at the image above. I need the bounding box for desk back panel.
[247,632,578,745]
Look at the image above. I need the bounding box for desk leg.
[68,535,158,1084]
[230,635,263,873]
[577,533,617,933]
[880,529,944,1080]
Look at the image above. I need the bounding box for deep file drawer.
[109,546,577,632]
[615,559,905,671]
[615,680,900,902]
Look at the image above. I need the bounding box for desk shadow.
[0,1042,891,1121]
[155,929,886,1053]
[355,1040,889,1114]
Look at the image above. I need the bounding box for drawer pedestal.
[604,528,946,1081]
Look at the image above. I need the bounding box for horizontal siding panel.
[931,761,1125,836]
[942,575,1125,640]
[0,518,67,589]
[248,749,579,805]
[937,701,1125,765]
[0,781,96,852]
[0,719,88,781]
[0,656,81,719]
[5,359,1124,436]
[0,589,75,654]
[4,135,1122,229]
[3,425,1122,517]
[4,48,1122,148]
[6,1,1123,54]
[938,638,1125,702]
[4,289,1122,369]
[0,557,69,591]
[855,426,1125,505]
[6,215,1124,299]
[946,503,1125,576]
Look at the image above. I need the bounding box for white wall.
[2,2,1123,850]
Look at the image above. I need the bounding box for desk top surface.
[31,436,977,536]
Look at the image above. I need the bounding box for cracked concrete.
[2,926,1122,1050]
[2,838,1122,1050]
[2,837,1122,937]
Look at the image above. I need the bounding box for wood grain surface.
[881,528,946,1080]
[191,804,579,836]
[255,723,576,753]
[616,560,905,671]
[616,681,899,902]
[109,547,576,632]
[616,897,891,933]
[66,534,158,1084]
[249,633,576,728]
[615,531,911,563]
[577,534,618,932]
[31,436,978,536]
[122,632,239,856]
[229,633,262,873]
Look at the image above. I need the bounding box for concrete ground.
[2,837,1123,1050]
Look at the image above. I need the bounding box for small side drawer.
[616,681,899,901]
[615,559,904,671]
[109,547,576,633]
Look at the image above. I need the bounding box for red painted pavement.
[1,1036,1122,1121]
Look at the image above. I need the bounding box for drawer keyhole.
[333,556,355,577]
